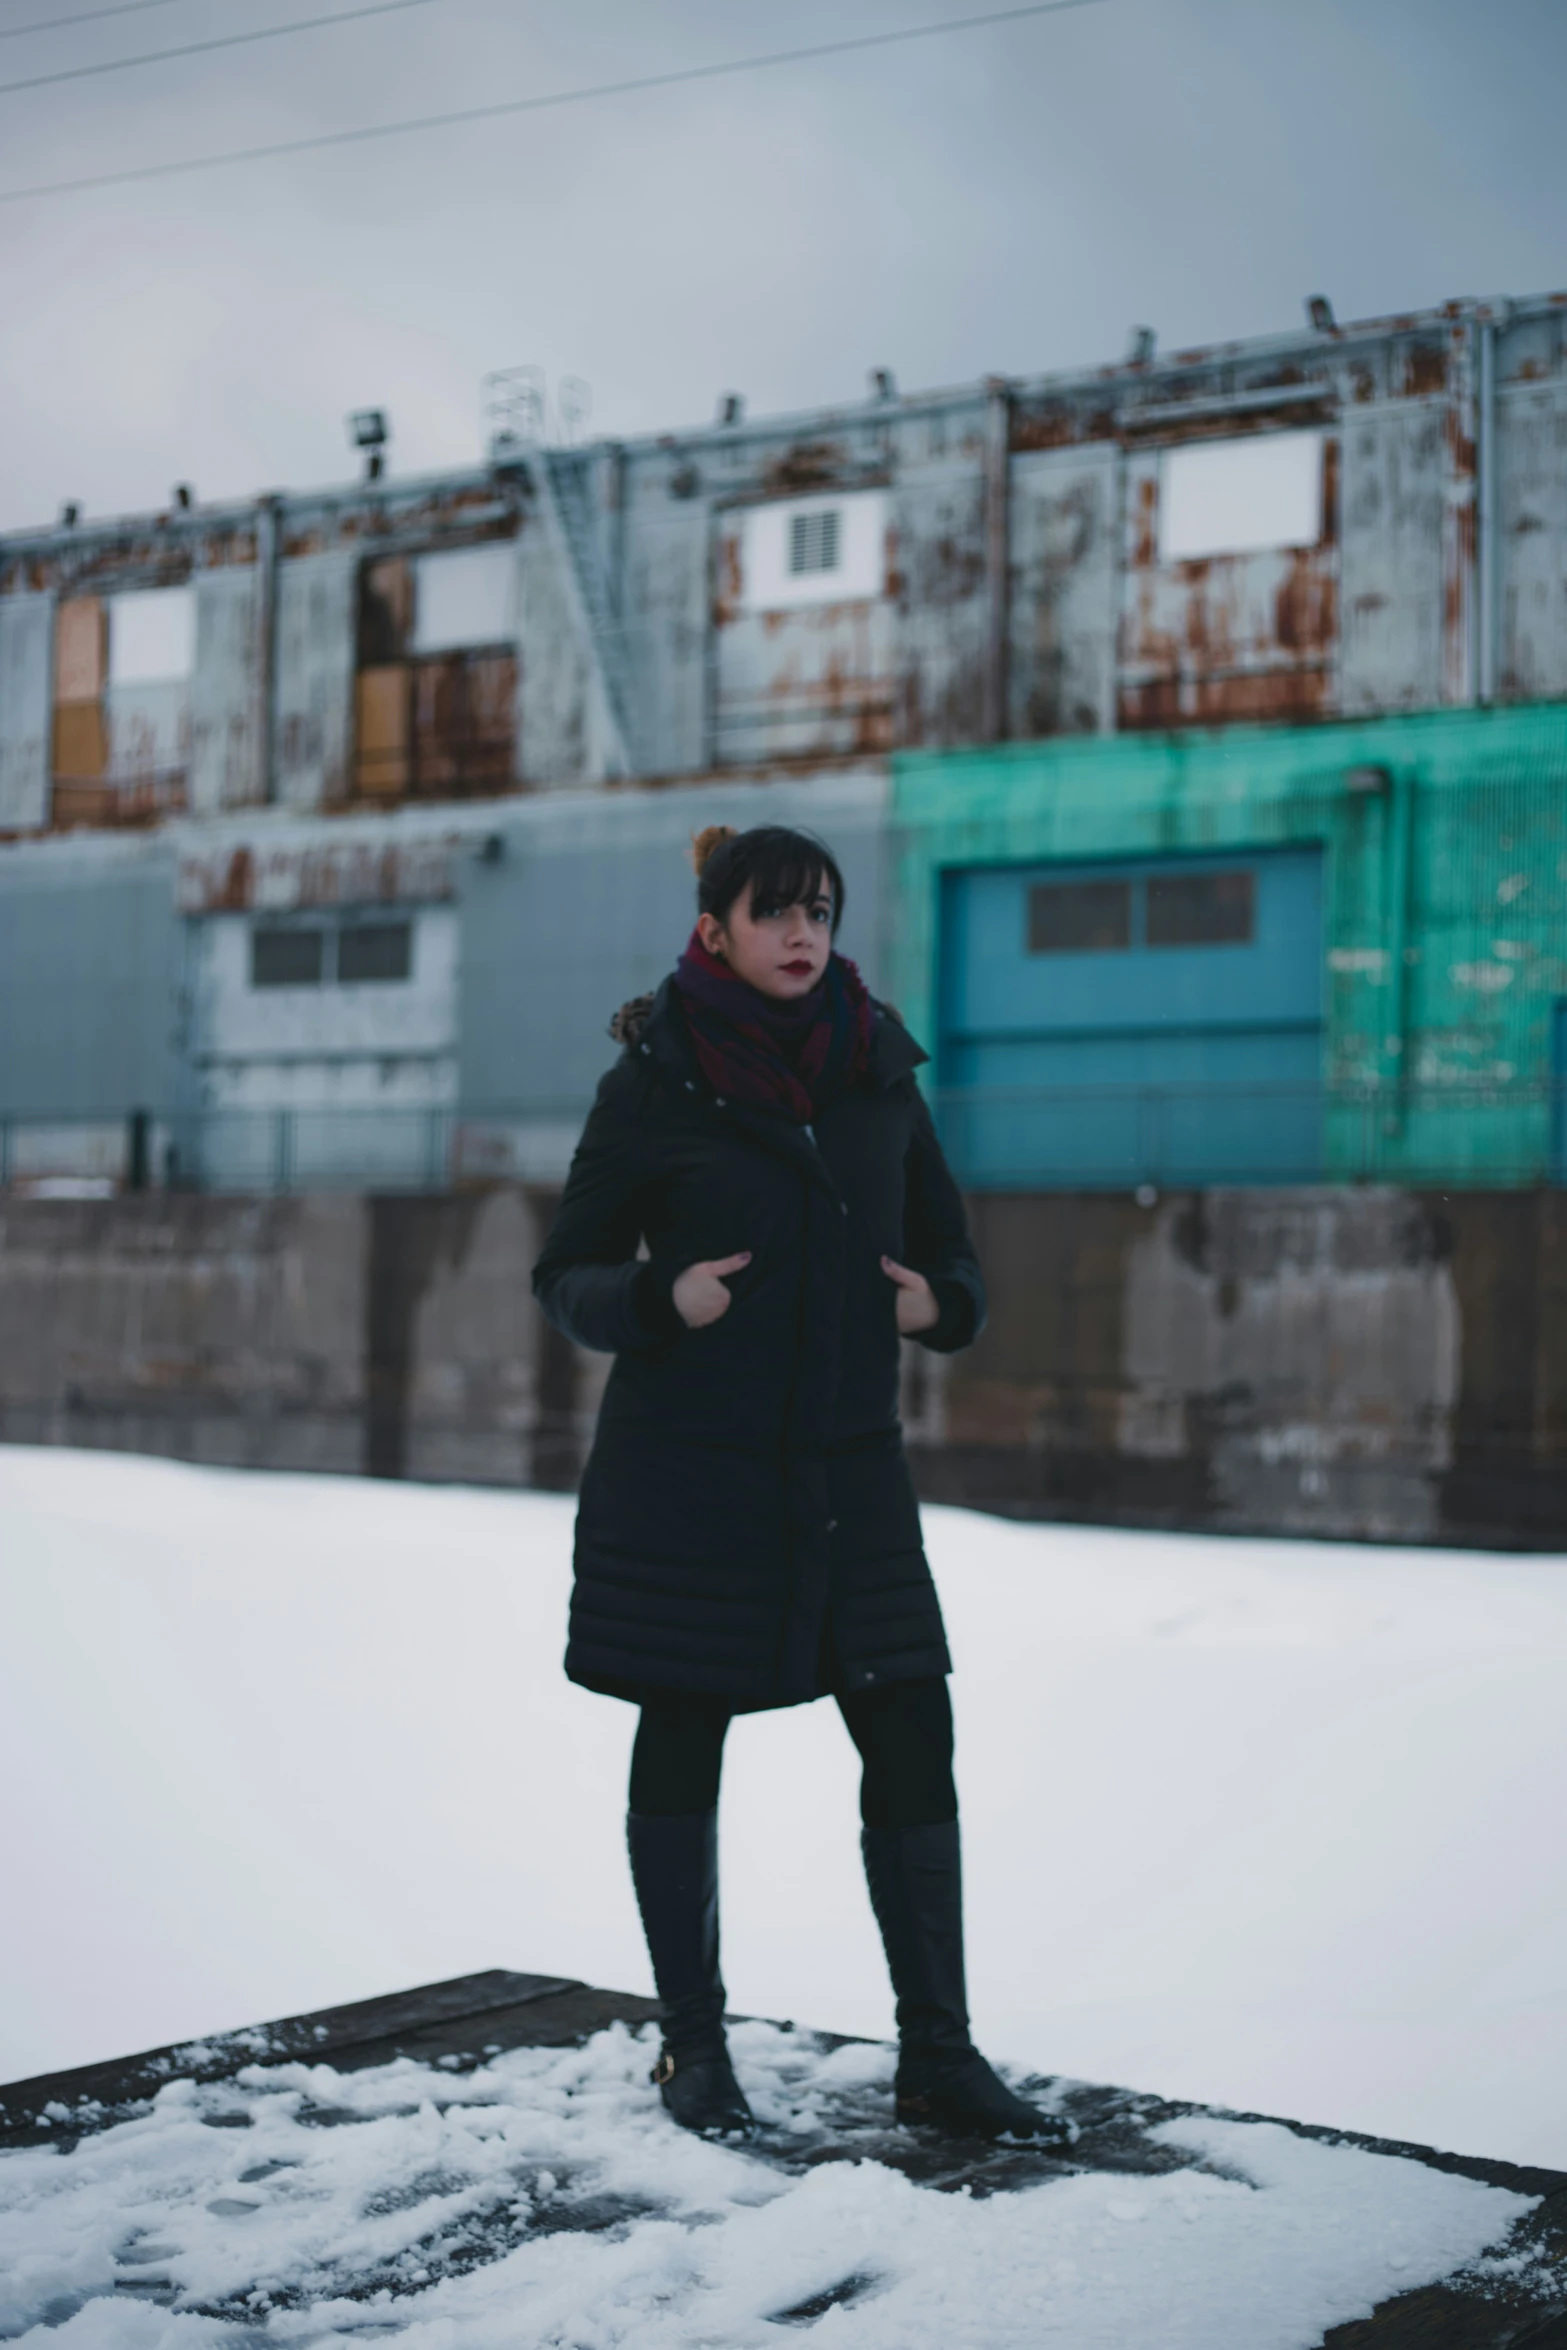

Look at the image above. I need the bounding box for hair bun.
[690,824,738,878]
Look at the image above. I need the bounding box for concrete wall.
[0,1189,553,1486]
[916,1184,1567,1549]
[4,1183,1566,1549]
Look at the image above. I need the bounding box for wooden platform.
[3,1971,1565,2346]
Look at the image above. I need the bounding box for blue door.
[1553,1001,1567,1184]
[939,848,1324,1187]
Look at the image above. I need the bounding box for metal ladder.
[523,445,636,779]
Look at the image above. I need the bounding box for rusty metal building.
[5,288,1564,821]
[2,287,1567,1189]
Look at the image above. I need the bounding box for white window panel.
[413,545,515,653]
[739,489,888,611]
[108,586,195,684]
[1160,430,1323,562]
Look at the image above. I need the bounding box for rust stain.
[1444,500,1477,652]
[1118,666,1331,728]
[1132,475,1159,570]
[761,441,849,495]
[711,530,743,628]
[918,531,986,607]
[1403,343,1449,397]
[1010,401,1120,452]
[406,650,517,800]
[1320,434,1341,546]
[213,846,254,910]
[1275,546,1337,653]
[1124,399,1334,447]
[1010,406,1077,452]
[51,774,188,830]
[176,836,457,913]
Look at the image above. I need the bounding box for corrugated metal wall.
[274,552,357,811]
[0,838,181,1116]
[189,567,263,813]
[4,293,1564,829]
[0,593,51,830]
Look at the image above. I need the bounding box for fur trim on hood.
[609,992,655,1047]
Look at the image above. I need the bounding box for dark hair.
[692,823,846,935]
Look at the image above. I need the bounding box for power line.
[0,0,436,97]
[0,0,1107,205]
[0,0,182,41]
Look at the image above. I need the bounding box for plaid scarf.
[672,931,874,1123]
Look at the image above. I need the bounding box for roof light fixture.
[348,408,390,480]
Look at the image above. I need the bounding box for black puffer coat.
[531,976,986,1712]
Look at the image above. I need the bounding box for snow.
[0,2025,1537,2347]
[2,1441,1565,2188]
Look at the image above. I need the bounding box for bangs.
[745,837,837,921]
[696,822,848,934]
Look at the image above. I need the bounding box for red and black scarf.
[672,931,874,1124]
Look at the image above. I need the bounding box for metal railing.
[1,1083,1563,1195]
[0,1106,587,1197]
[931,1078,1567,1190]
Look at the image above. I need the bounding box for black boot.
[861,1821,1071,2143]
[626,1809,754,2138]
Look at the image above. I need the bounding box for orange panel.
[54,599,105,704]
[354,665,410,799]
[52,698,107,780]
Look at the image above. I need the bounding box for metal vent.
[788,509,840,576]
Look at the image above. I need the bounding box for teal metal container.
[889,705,1567,1188]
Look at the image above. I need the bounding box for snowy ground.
[0,2022,1545,2349]
[2,1442,1565,2192]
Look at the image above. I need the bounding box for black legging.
[629,1674,956,1830]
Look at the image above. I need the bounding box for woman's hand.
[672,1252,752,1329]
[881,1255,940,1336]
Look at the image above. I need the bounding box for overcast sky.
[0,0,1560,532]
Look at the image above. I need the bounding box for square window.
[789,509,841,576]
[1146,870,1255,947]
[252,928,325,987]
[737,490,886,610]
[1160,431,1323,562]
[109,587,195,685]
[338,921,412,983]
[412,545,515,654]
[1027,880,1132,954]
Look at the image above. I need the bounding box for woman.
[533,823,1055,2143]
